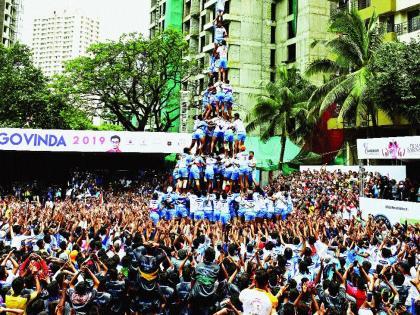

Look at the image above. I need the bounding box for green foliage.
[367,40,420,125]
[54,29,195,131]
[306,8,383,126]
[246,67,315,166]
[0,43,49,128]
[93,123,124,131]
[0,43,93,130]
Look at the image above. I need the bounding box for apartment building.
[343,0,420,42]
[0,0,22,47]
[178,0,332,131]
[32,9,100,77]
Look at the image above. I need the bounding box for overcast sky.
[19,0,151,44]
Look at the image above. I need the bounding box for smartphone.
[367,291,372,302]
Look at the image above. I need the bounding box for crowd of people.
[0,166,418,315]
[0,2,418,315]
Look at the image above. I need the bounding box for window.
[271,3,276,21]
[271,26,276,43]
[200,36,205,52]
[270,49,276,68]
[287,44,296,62]
[408,9,420,33]
[185,1,191,16]
[270,71,276,83]
[357,0,371,10]
[199,78,204,93]
[201,15,206,31]
[224,1,230,14]
[288,0,294,15]
[287,21,295,39]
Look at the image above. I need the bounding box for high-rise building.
[177,0,332,131]
[0,0,23,47]
[32,9,100,77]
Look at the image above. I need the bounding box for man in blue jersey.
[177,148,192,194]
[175,194,189,218]
[190,115,208,155]
[149,192,161,225]
[222,80,234,119]
[233,113,246,154]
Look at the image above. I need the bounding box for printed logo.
[382,141,405,159]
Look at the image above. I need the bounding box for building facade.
[0,0,22,47]
[31,9,100,77]
[150,0,332,132]
[350,0,420,42]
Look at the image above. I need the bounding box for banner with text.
[360,197,420,225]
[357,136,420,159]
[0,128,191,153]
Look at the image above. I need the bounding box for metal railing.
[394,17,420,35]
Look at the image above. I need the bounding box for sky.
[19,0,151,45]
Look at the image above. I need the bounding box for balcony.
[204,0,217,10]
[355,0,396,20]
[395,16,420,42]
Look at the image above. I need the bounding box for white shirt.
[11,234,32,250]
[222,82,233,94]
[214,26,226,41]
[233,119,246,134]
[217,45,228,59]
[189,195,204,213]
[236,152,249,167]
[239,288,273,315]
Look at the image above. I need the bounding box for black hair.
[75,281,88,295]
[204,247,215,263]
[393,272,405,286]
[47,280,60,297]
[255,269,269,288]
[110,135,121,142]
[12,277,24,294]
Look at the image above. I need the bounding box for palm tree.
[246,67,315,170]
[306,8,384,127]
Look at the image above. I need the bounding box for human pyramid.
[149,1,293,225]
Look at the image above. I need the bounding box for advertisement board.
[359,197,420,225]
[299,165,407,182]
[357,136,420,159]
[0,128,191,153]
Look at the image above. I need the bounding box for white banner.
[299,165,407,182]
[360,197,420,225]
[0,128,191,153]
[357,136,420,160]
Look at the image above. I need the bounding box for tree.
[0,43,94,129]
[246,67,315,168]
[54,29,195,132]
[306,8,384,126]
[367,40,420,126]
[0,43,50,128]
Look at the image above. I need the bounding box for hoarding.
[359,197,420,225]
[0,128,191,153]
[357,136,420,160]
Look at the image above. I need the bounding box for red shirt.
[346,283,366,308]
